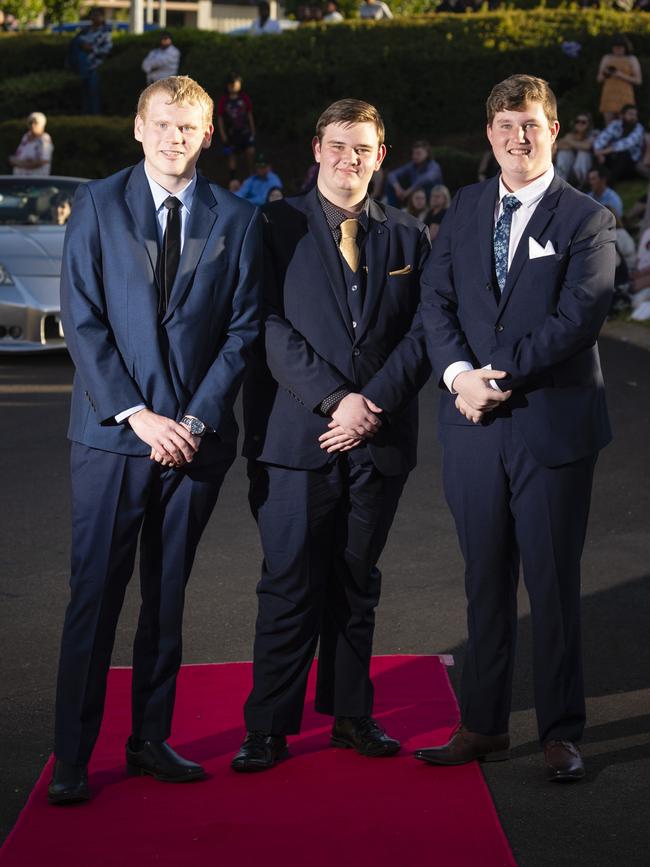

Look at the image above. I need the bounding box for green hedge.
[4,11,650,134]
[3,10,650,183]
[0,115,479,190]
[0,116,141,178]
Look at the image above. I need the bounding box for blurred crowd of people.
[6,15,650,317]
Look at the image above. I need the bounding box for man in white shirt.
[417,74,615,783]
[249,0,282,34]
[323,0,344,21]
[359,0,393,20]
[141,32,181,84]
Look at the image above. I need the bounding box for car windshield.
[0,179,83,226]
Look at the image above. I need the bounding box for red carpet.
[0,656,515,867]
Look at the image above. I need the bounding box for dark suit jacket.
[61,161,262,463]
[420,173,616,467]
[243,187,431,477]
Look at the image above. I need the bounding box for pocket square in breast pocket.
[388,265,413,276]
[528,237,557,259]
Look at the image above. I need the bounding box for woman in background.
[9,112,53,176]
[423,184,451,242]
[555,113,595,188]
[597,36,642,126]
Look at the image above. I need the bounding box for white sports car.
[0,175,87,353]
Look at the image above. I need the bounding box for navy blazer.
[61,162,262,462]
[421,173,616,467]
[243,188,431,477]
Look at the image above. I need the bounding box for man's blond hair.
[137,76,214,126]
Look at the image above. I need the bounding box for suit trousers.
[441,417,596,744]
[54,442,230,765]
[244,449,407,734]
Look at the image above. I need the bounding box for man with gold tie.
[233,99,431,772]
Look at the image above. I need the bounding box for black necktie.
[159,195,181,315]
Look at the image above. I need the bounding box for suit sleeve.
[361,227,432,414]
[490,206,616,391]
[262,218,350,411]
[60,183,144,425]
[419,190,478,386]
[185,209,263,429]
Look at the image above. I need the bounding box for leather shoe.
[415,725,510,765]
[331,716,400,757]
[544,740,585,781]
[126,738,204,782]
[231,732,289,772]
[48,760,90,805]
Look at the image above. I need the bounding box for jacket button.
[495,324,504,332]
[353,348,361,357]
[486,283,493,292]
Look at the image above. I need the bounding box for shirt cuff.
[320,387,350,416]
[115,403,146,424]
[443,361,474,394]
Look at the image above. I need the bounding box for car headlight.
[0,263,14,285]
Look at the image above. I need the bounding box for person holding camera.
[597,35,642,126]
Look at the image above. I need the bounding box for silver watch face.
[183,417,205,436]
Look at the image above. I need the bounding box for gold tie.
[339,218,360,272]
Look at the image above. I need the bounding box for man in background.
[142,32,181,84]
[236,154,283,206]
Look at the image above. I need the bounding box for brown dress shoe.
[414,725,510,765]
[544,740,585,781]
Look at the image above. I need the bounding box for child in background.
[217,73,256,180]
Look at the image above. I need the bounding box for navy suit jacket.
[421,173,616,468]
[243,188,431,477]
[61,162,262,463]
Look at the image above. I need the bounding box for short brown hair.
[486,74,557,126]
[137,76,214,126]
[315,98,385,146]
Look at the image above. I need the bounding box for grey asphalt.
[1,337,649,866]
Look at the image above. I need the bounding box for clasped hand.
[452,369,512,425]
[128,409,201,467]
[318,392,383,454]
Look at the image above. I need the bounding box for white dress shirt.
[114,169,197,423]
[141,44,181,84]
[443,165,556,393]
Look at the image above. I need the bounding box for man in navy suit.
[48,76,261,803]
[233,99,431,771]
[415,75,615,781]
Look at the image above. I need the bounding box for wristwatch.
[180,415,207,437]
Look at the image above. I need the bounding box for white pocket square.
[529,237,556,259]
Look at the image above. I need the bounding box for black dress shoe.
[231,732,289,773]
[544,740,585,781]
[414,725,510,766]
[125,738,204,782]
[331,716,401,757]
[48,760,90,805]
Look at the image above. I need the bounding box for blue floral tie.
[493,194,521,293]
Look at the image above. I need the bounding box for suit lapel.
[477,176,500,288]
[303,189,355,341]
[497,174,564,317]
[163,175,218,323]
[124,161,160,291]
[355,198,388,344]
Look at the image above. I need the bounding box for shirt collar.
[497,164,555,210]
[317,189,370,233]
[144,165,197,213]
